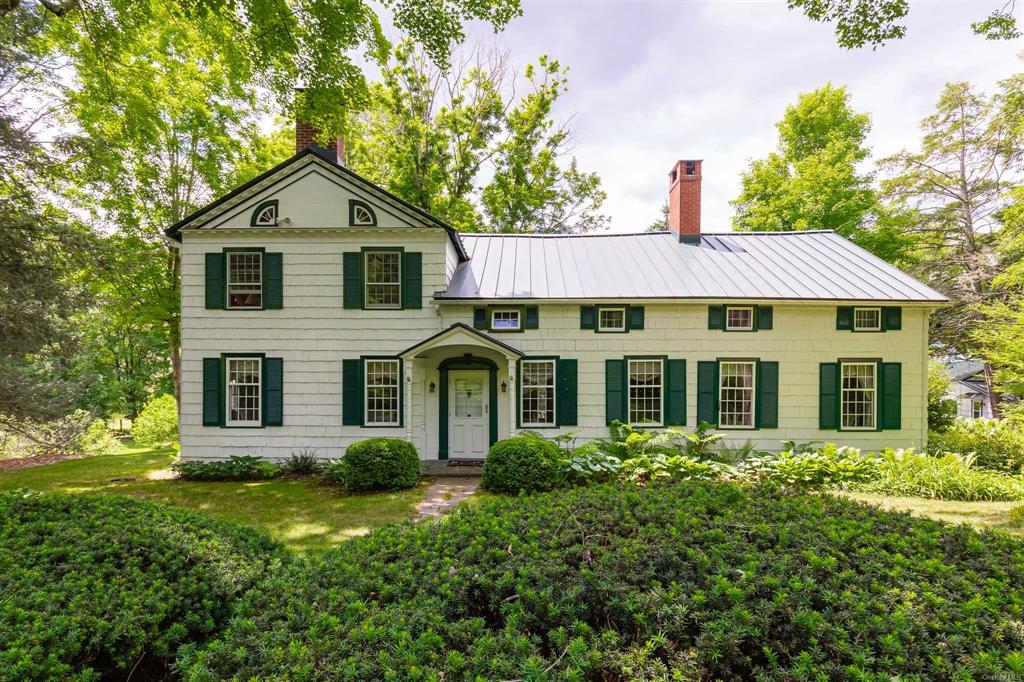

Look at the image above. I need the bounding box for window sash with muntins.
[719,361,755,428]
[628,358,663,426]
[853,307,882,331]
[725,306,754,331]
[521,360,556,427]
[227,252,263,309]
[972,399,984,419]
[226,357,261,426]
[364,251,401,309]
[365,359,400,426]
[598,307,627,332]
[491,309,521,331]
[841,362,876,430]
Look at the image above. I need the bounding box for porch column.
[506,354,517,438]
[405,362,413,443]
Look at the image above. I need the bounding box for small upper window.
[598,307,626,332]
[853,307,882,331]
[349,199,377,227]
[364,251,401,309]
[491,309,521,331]
[250,200,278,226]
[972,399,984,419]
[725,306,754,331]
[227,251,262,309]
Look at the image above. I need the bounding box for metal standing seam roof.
[438,231,948,302]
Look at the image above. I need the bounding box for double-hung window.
[226,357,261,426]
[628,359,663,425]
[227,252,262,309]
[365,359,400,426]
[725,306,754,331]
[521,360,556,427]
[972,398,984,419]
[598,307,626,332]
[853,307,882,332]
[719,361,755,428]
[491,309,521,331]
[841,362,876,429]
[364,251,401,309]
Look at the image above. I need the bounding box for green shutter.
[836,307,853,330]
[402,252,422,309]
[756,361,779,428]
[580,306,596,329]
[628,306,645,330]
[473,307,487,329]
[819,362,840,429]
[696,361,718,427]
[883,307,902,331]
[757,306,773,330]
[708,305,724,330]
[665,359,686,426]
[342,358,364,426]
[525,306,539,329]
[263,357,283,426]
[202,357,222,426]
[605,359,625,425]
[557,359,578,426]
[880,362,902,430]
[343,252,362,309]
[264,252,283,309]
[205,252,225,310]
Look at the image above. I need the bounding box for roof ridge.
[459,230,839,238]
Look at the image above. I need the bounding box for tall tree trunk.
[983,362,1002,418]
[167,246,182,408]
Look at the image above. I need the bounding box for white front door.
[448,370,489,458]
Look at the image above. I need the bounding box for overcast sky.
[461,1,1023,233]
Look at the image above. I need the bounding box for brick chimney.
[294,89,345,164]
[668,159,702,243]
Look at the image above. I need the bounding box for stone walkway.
[415,477,481,520]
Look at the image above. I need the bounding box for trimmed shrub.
[853,449,1024,501]
[481,436,561,493]
[79,418,120,455]
[174,455,280,481]
[0,491,285,681]
[929,418,1024,473]
[322,438,419,491]
[178,483,1024,680]
[131,394,179,447]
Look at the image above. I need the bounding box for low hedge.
[0,491,285,681]
[177,483,1024,680]
[481,436,562,493]
[323,438,420,491]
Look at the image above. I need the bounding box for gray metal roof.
[946,359,985,382]
[439,231,947,302]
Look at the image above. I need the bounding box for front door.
[448,370,489,458]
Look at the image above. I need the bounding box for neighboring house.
[165,121,948,462]
[945,359,994,419]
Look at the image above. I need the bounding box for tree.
[348,43,607,233]
[786,0,1019,49]
[731,84,913,263]
[647,200,669,232]
[881,80,1021,414]
[927,359,958,432]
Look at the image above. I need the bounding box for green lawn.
[841,491,1024,536]
[0,445,426,553]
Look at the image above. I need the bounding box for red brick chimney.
[668,159,702,243]
[294,89,345,164]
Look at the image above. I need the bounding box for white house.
[945,359,994,419]
[166,128,948,464]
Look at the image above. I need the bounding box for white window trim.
[353,206,374,226]
[840,361,877,431]
[226,251,263,310]
[364,358,401,426]
[490,308,522,331]
[627,358,664,427]
[520,359,557,428]
[972,398,984,419]
[225,356,262,427]
[597,306,627,332]
[364,251,402,310]
[718,360,757,429]
[254,205,277,226]
[853,307,882,332]
[725,305,755,331]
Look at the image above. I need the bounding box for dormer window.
[250,200,278,227]
[349,199,377,227]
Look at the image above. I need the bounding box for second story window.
[491,309,521,331]
[853,307,882,331]
[365,251,401,309]
[227,251,262,309]
[598,307,626,332]
[725,306,754,331]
